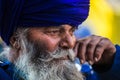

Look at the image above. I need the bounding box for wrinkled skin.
[10,24,116,73]
[74,35,116,66]
[9,24,83,80]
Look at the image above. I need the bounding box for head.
[2,24,83,80]
[0,0,89,45]
[0,0,89,80]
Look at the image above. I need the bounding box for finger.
[107,44,116,54]
[86,36,102,64]
[77,38,91,64]
[105,39,116,54]
[94,39,107,62]
[77,42,86,64]
[94,46,104,62]
[73,42,79,57]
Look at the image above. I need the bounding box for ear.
[10,36,20,49]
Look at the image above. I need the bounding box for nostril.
[62,46,69,49]
[60,40,75,49]
[60,41,69,49]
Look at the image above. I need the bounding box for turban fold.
[0,0,90,45]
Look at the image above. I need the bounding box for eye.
[45,30,60,36]
[70,28,76,36]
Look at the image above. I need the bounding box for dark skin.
[10,24,116,72]
[75,35,116,66]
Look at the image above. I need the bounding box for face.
[27,24,76,52]
[9,24,83,80]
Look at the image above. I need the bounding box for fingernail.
[88,61,93,65]
[94,57,98,62]
[80,59,84,64]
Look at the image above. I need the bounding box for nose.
[59,32,76,49]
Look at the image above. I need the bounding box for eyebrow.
[71,27,77,30]
[44,26,61,29]
[41,25,77,31]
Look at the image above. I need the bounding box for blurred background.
[78,0,120,45]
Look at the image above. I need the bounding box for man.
[0,0,119,80]
[0,25,85,80]
[0,0,88,80]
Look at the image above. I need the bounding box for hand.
[74,35,116,65]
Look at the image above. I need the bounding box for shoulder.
[115,45,120,53]
[0,61,12,80]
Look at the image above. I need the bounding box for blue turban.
[0,0,90,45]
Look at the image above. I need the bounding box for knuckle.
[91,35,102,41]
[91,34,96,37]
[98,38,111,47]
[79,41,87,46]
[95,49,102,55]
[102,37,110,42]
[97,41,104,48]
[88,41,95,47]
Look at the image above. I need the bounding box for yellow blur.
[85,0,120,44]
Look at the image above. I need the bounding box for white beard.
[13,48,84,80]
[0,28,84,80]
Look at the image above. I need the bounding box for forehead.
[29,24,77,31]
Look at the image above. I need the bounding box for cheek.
[39,36,61,52]
[27,30,61,52]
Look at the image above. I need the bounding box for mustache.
[21,38,76,63]
[10,30,83,80]
[36,48,76,62]
[51,48,75,61]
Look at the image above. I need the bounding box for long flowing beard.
[14,48,84,80]
[29,48,84,80]
[13,32,84,80]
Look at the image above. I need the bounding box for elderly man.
[0,0,89,80]
[0,0,120,80]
